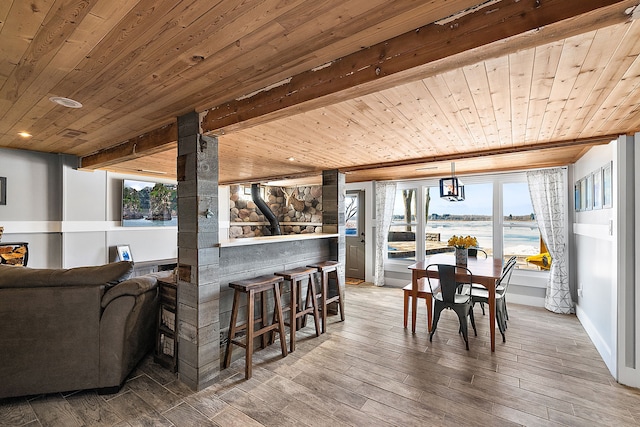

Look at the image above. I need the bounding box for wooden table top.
[408,253,503,282]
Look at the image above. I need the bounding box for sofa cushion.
[0,261,134,289]
[101,275,158,308]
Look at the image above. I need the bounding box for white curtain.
[526,168,574,314]
[374,181,396,287]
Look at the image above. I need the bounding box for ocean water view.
[425,220,541,255]
[389,219,541,258]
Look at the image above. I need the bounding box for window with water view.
[387,176,545,271]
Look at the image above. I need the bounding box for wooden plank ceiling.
[1,1,639,184]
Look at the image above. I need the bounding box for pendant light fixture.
[439,162,465,201]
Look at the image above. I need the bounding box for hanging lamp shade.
[439,162,465,201]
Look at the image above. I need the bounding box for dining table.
[408,253,503,351]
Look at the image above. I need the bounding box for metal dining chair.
[472,255,516,315]
[426,264,477,350]
[470,258,517,342]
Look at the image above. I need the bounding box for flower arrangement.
[447,235,478,249]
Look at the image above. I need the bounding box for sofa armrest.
[101,276,158,308]
[99,276,159,389]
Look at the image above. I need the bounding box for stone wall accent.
[229,184,323,238]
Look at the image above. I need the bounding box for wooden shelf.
[155,278,178,372]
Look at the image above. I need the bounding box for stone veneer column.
[176,112,220,390]
[322,169,346,270]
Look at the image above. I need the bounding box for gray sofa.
[0,261,159,399]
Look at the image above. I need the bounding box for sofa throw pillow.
[0,261,134,288]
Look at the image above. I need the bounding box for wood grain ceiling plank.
[569,20,640,137]
[102,1,296,116]
[484,55,512,148]
[0,0,98,130]
[508,49,534,146]
[52,0,197,99]
[584,51,640,136]
[425,72,477,153]
[0,0,12,32]
[554,26,624,140]
[557,23,633,137]
[0,0,53,81]
[537,32,594,142]
[0,0,140,144]
[347,96,421,160]
[522,40,563,143]
[376,86,444,157]
[461,62,499,150]
[412,79,465,150]
[445,66,488,149]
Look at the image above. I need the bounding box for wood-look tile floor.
[2,283,639,426]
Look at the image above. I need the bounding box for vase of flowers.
[448,235,478,266]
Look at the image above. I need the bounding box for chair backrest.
[496,258,517,295]
[468,248,488,259]
[426,264,472,303]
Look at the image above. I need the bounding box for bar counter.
[216,232,339,248]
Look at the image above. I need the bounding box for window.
[388,188,417,260]
[426,183,493,255]
[503,182,543,271]
[385,173,548,275]
[345,193,359,236]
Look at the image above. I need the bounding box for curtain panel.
[374,181,396,286]
[526,168,574,314]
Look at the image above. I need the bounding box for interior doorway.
[345,190,365,282]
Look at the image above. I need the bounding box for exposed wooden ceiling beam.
[80,123,177,169]
[80,0,636,172]
[202,0,636,135]
[340,135,616,174]
[217,135,615,185]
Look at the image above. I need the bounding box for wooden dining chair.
[402,278,435,331]
[426,264,477,350]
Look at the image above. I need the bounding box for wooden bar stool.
[403,278,435,332]
[274,266,321,352]
[224,275,287,379]
[307,261,345,333]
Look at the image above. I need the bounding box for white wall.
[572,141,617,375]
[615,133,640,388]
[0,148,177,268]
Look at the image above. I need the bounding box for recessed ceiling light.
[49,96,83,108]
[18,131,32,138]
[287,157,295,161]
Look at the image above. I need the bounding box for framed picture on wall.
[579,178,587,211]
[593,169,603,209]
[603,161,613,208]
[0,177,6,205]
[585,173,593,210]
[116,245,134,263]
[574,182,581,211]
